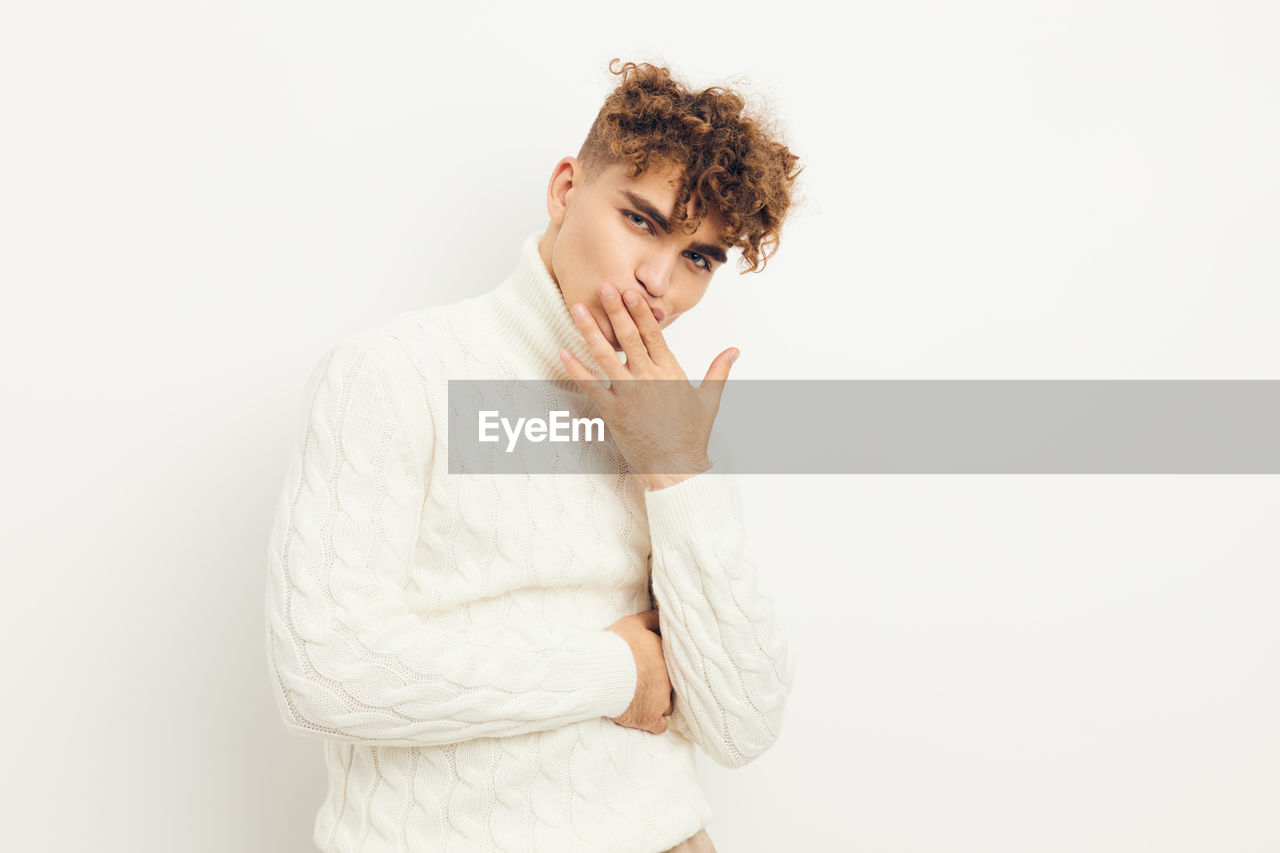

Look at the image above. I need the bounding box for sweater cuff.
[642,462,741,551]
[582,629,639,718]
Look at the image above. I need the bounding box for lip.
[652,307,665,323]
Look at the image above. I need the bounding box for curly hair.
[576,59,803,275]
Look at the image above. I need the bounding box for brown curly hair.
[576,59,803,275]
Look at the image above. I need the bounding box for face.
[538,157,731,351]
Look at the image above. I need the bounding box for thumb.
[700,347,739,406]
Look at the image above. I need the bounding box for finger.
[560,349,612,409]
[652,716,669,735]
[638,607,661,633]
[570,302,628,382]
[620,287,678,368]
[599,282,652,372]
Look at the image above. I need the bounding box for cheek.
[676,286,709,315]
[557,213,634,312]
[554,233,596,307]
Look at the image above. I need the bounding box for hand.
[561,281,738,490]
[605,608,675,735]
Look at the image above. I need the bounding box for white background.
[2,1,1277,851]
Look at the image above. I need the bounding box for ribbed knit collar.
[488,231,616,390]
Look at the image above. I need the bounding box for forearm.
[266,590,638,746]
[644,466,796,768]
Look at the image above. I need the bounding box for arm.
[264,337,638,747]
[644,466,797,768]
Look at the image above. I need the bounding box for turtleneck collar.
[488,231,618,391]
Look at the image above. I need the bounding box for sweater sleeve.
[643,466,797,768]
[264,338,638,747]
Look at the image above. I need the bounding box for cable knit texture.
[264,232,796,853]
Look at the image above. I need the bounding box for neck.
[487,232,614,390]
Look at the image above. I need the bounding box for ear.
[545,156,582,225]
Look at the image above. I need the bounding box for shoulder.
[319,305,457,382]
[328,302,481,421]
[311,289,497,404]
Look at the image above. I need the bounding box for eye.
[687,251,711,271]
[623,211,652,232]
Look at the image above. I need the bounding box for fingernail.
[572,304,587,318]
[601,283,617,299]
[730,349,740,363]
[623,290,639,305]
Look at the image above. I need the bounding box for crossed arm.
[266,335,795,763]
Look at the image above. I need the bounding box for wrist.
[642,456,711,491]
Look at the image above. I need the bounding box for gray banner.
[447,380,1280,474]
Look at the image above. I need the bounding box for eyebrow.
[617,190,729,266]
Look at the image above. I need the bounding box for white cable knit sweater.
[264,231,796,853]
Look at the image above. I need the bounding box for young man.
[265,59,801,853]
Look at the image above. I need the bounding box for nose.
[634,251,676,298]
